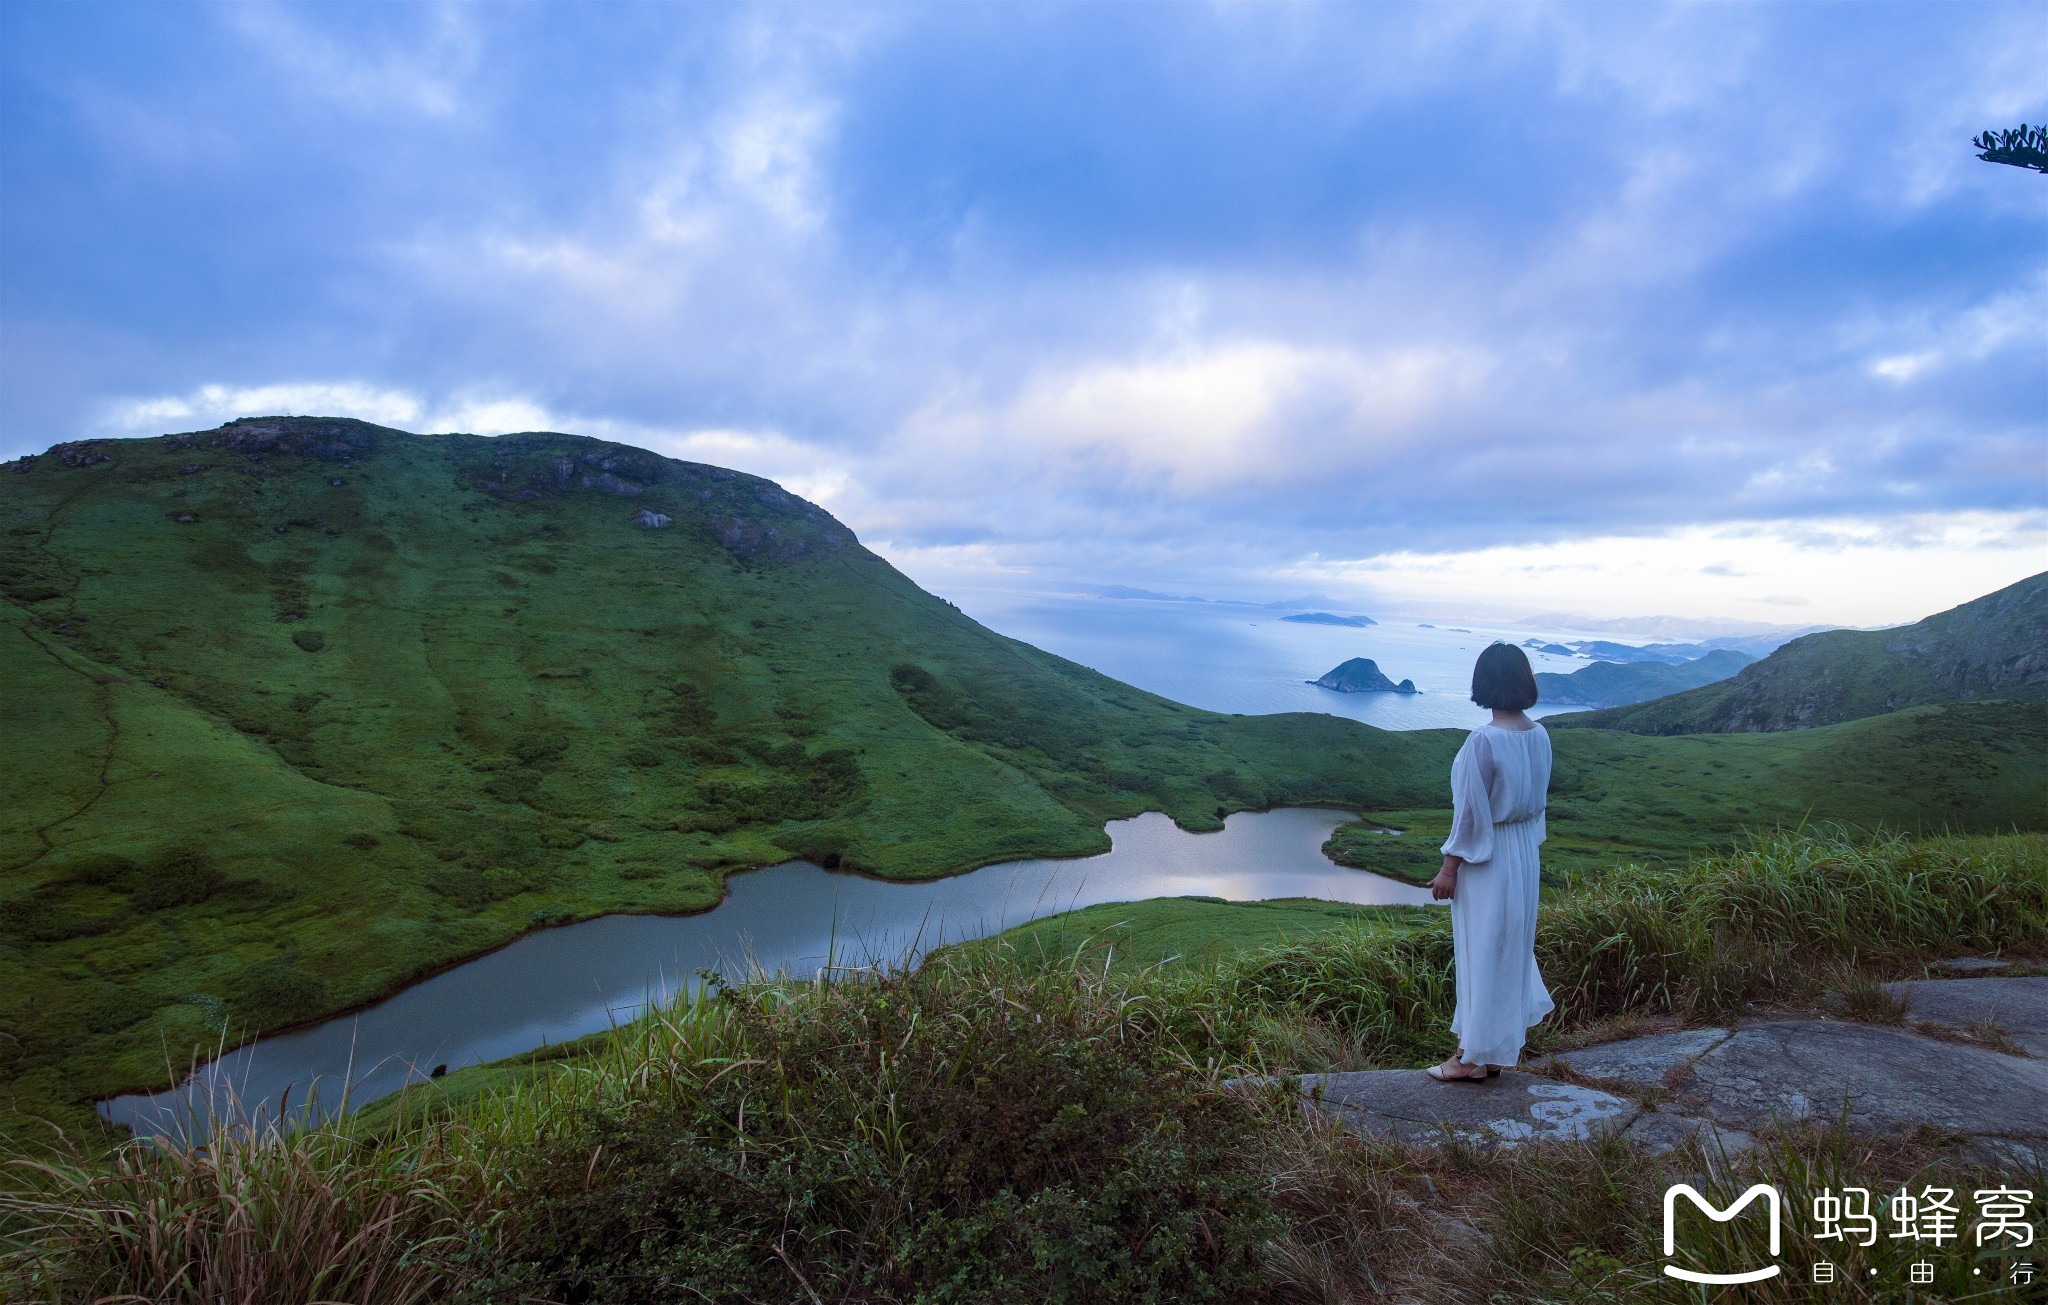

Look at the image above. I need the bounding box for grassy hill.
[1550,572,2048,734]
[1325,701,2048,886]
[0,418,1454,1131]
[1534,648,1753,708]
[2,418,2044,1143]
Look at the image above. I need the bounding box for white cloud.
[1860,278,2047,384]
[1290,510,2048,627]
[642,427,856,508]
[224,2,479,118]
[99,382,425,433]
[893,340,1491,497]
[93,383,860,508]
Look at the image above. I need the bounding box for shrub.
[2,886,125,942]
[129,847,224,910]
[236,959,330,1029]
[464,954,1276,1303]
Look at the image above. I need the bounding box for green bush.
[464,954,1276,1303]
[129,847,225,910]
[3,885,126,942]
[235,958,330,1029]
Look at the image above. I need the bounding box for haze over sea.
[950,589,1636,731]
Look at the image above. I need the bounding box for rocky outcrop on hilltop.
[1551,573,2048,734]
[9,417,860,566]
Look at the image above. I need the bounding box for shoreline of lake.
[102,806,1439,1138]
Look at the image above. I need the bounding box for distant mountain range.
[1517,612,1835,643]
[1078,585,1348,611]
[1551,574,2048,733]
[1536,649,1756,709]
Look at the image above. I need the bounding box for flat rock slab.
[1883,977,2048,1056]
[1298,1069,1638,1149]
[1933,957,2015,975]
[1681,1021,2048,1141]
[1543,1027,1733,1083]
[1621,1108,1754,1161]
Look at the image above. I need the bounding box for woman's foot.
[1425,1055,1491,1082]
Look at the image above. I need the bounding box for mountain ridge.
[1535,649,1755,709]
[1549,573,2048,734]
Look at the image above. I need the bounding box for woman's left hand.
[1428,855,1461,901]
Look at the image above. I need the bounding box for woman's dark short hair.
[1471,642,1539,710]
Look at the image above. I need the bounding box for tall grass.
[0,1112,493,1304]
[1156,828,2048,1072]
[4,830,2041,1303]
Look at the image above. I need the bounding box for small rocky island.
[1281,611,1376,628]
[1309,657,1417,694]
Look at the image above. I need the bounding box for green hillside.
[2,418,2043,1143]
[1551,572,2048,733]
[0,419,1451,1130]
[1533,648,1753,708]
[1325,701,2048,885]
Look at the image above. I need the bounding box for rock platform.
[1297,974,2048,1166]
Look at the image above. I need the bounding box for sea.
[944,588,1620,732]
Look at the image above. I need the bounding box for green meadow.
[1327,700,2046,886]
[2,419,2044,1150]
[8,828,2042,1303]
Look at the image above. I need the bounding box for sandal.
[1426,1058,1496,1082]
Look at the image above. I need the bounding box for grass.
[0,420,1454,1140]
[5,829,2042,1303]
[1325,700,2048,885]
[4,420,2044,1152]
[1256,1107,2046,1303]
[984,896,1438,972]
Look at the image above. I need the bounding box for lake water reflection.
[103,807,1436,1138]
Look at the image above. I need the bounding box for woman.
[1425,642,1556,1082]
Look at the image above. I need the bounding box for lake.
[103,807,1435,1138]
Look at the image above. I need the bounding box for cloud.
[94,381,859,511]
[7,3,2043,631]
[99,383,428,433]
[223,2,479,118]
[1287,510,2047,626]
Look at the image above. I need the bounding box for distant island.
[1281,612,1376,628]
[1309,657,1418,694]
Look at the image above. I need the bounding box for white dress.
[1440,722,1556,1067]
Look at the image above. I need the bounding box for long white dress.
[1440,722,1556,1067]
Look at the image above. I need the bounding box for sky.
[2,2,2043,629]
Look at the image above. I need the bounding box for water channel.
[103,807,1437,1138]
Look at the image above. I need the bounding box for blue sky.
[2,2,2043,626]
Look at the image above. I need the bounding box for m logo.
[1663,1183,1783,1284]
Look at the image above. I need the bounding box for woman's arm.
[1436,733,1497,883]
[1428,853,1464,900]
